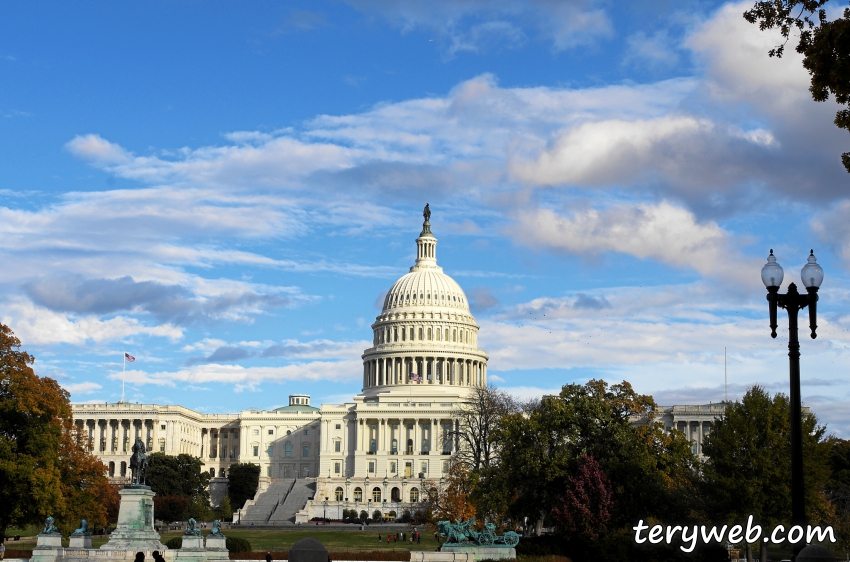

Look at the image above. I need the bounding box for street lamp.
[761,249,823,561]
[324,498,328,523]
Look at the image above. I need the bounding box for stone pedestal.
[438,547,517,561]
[173,535,206,562]
[69,535,92,549]
[30,534,63,562]
[101,485,166,551]
[205,536,228,561]
[181,537,204,550]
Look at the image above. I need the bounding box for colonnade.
[674,420,712,456]
[355,417,458,455]
[201,427,240,461]
[362,356,486,388]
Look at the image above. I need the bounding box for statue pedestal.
[181,537,204,550]
[30,534,63,562]
[173,536,205,562]
[205,536,228,562]
[69,535,92,548]
[101,486,166,551]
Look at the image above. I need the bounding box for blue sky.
[3,1,850,435]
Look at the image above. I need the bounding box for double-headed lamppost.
[761,249,824,560]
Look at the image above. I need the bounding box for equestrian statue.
[129,436,149,486]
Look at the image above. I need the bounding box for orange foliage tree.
[427,463,477,524]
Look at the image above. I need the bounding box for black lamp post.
[761,249,824,561]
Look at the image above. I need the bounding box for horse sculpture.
[437,518,520,548]
[129,437,148,486]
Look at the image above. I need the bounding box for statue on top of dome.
[423,203,431,222]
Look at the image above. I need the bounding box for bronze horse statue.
[129,437,148,485]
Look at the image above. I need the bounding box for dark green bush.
[226,537,252,553]
[165,537,182,549]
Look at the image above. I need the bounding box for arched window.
[120,461,127,477]
[210,468,216,477]
[410,487,419,502]
[354,487,363,501]
[221,469,226,478]
[418,327,423,340]
[108,461,115,477]
[409,327,414,340]
[428,328,432,340]
[445,329,449,341]
[303,444,310,457]
[453,329,457,342]
[391,487,401,501]
[285,442,292,457]
[335,487,344,501]
[372,487,382,502]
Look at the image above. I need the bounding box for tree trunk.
[746,542,753,562]
[760,541,768,562]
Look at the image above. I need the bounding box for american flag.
[410,372,420,382]
[124,352,136,362]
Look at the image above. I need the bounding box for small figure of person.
[1,541,6,561]
[378,534,382,542]
[265,552,272,562]
[152,551,165,562]
[386,535,390,545]
[135,552,145,562]
[417,534,421,545]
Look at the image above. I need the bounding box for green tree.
[492,380,696,537]
[825,438,850,555]
[226,462,260,510]
[218,495,233,521]
[0,323,68,540]
[744,0,850,171]
[155,495,190,523]
[146,452,210,505]
[701,386,831,560]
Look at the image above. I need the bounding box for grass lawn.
[159,528,437,552]
[4,528,438,553]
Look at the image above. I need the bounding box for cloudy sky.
[3,1,850,434]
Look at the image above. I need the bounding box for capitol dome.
[361,205,488,395]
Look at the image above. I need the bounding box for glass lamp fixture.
[800,250,824,289]
[761,249,784,288]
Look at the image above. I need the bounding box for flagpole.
[122,352,126,404]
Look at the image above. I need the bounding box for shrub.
[372,509,382,520]
[165,537,183,549]
[359,510,368,521]
[226,537,252,553]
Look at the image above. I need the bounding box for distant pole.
[122,352,126,403]
[724,347,727,403]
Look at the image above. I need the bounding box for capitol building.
[70,207,725,524]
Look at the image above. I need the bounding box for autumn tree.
[551,455,614,541]
[701,386,832,561]
[57,419,119,534]
[426,462,477,523]
[0,323,68,539]
[450,385,518,472]
[744,0,850,171]
[147,452,211,518]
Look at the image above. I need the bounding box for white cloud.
[2,299,183,346]
[63,381,103,395]
[511,201,758,283]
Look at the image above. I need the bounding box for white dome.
[383,269,469,312]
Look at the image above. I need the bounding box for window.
[287,430,291,435]
[108,461,115,477]
[253,446,259,456]
[303,444,310,457]
[210,468,216,477]
[160,424,166,430]
[221,469,226,478]
[354,487,363,501]
[253,429,259,436]
[268,429,274,435]
[368,461,375,473]
[335,424,341,430]
[370,439,376,453]
[335,486,344,501]
[159,439,166,452]
[334,440,341,452]
[372,487,382,502]
[334,462,341,474]
[421,461,428,474]
[442,461,449,473]
[285,442,292,457]
[390,461,396,473]
[418,328,423,340]
[267,445,274,457]
[410,488,419,502]
[305,429,309,435]
[120,461,127,477]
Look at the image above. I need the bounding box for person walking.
[1,541,6,560]
[378,534,382,542]
[265,553,272,562]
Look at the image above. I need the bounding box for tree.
[218,495,233,522]
[492,380,696,536]
[146,452,211,507]
[744,0,850,171]
[155,495,190,523]
[701,386,831,560]
[450,385,518,472]
[0,323,68,539]
[226,462,260,510]
[551,455,614,541]
[57,419,119,534]
[824,438,850,555]
[426,463,477,523]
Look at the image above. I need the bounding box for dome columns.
[361,354,487,390]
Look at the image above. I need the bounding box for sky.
[2,1,850,435]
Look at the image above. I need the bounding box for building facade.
[70,209,730,521]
